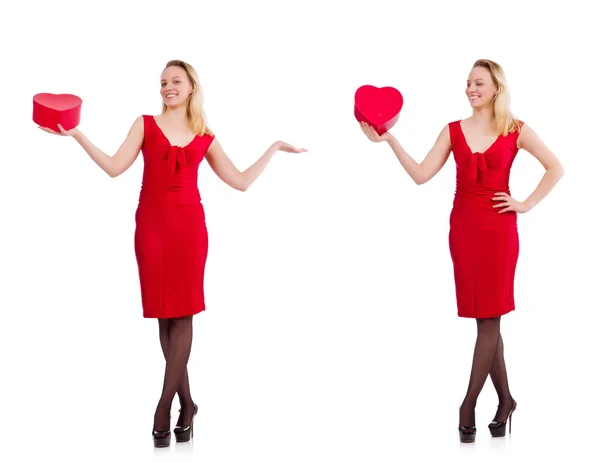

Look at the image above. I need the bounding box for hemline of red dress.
[448,119,524,319]
[134,115,215,319]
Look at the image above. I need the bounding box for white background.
[1,0,598,461]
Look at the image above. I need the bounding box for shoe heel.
[175,427,191,443]
[489,422,506,437]
[174,403,198,443]
[489,400,516,438]
[153,431,171,448]
[458,426,476,443]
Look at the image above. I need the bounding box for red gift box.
[33,93,82,132]
[354,85,403,135]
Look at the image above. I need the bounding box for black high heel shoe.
[458,406,476,443]
[174,403,198,443]
[488,399,517,437]
[152,430,171,447]
[153,412,172,448]
[458,426,476,443]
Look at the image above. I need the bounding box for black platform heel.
[152,430,171,447]
[488,400,517,437]
[458,406,476,443]
[174,403,198,443]
[152,412,172,447]
[458,426,477,443]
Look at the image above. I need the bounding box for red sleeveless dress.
[448,120,524,319]
[134,115,215,318]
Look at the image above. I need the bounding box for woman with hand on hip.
[359,59,563,443]
[39,59,307,447]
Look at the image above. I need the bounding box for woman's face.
[465,66,497,109]
[160,66,193,108]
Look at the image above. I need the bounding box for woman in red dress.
[39,59,306,447]
[359,59,564,442]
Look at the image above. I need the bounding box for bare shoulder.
[204,132,217,150]
[516,121,533,149]
[207,135,220,149]
[128,115,145,137]
[513,120,563,172]
[437,123,452,146]
[205,136,223,159]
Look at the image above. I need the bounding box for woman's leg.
[488,333,515,422]
[154,316,194,431]
[459,316,501,428]
[157,319,195,427]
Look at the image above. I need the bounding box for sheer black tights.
[459,316,514,428]
[153,316,195,431]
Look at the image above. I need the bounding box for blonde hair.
[472,59,521,136]
[162,59,213,136]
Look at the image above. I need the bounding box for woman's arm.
[39,116,144,178]
[360,122,452,185]
[205,138,306,191]
[517,124,564,211]
[493,124,564,213]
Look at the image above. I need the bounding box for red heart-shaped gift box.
[354,85,403,135]
[33,93,82,132]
